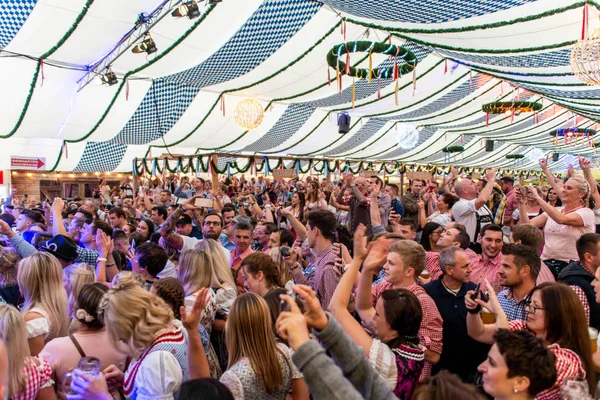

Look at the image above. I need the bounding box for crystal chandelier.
[571,27,600,86]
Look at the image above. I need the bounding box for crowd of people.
[1,154,600,399]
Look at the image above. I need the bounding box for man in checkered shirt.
[495,243,539,322]
[368,240,443,382]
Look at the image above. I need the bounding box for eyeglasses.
[526,302,545,314]
[204,221,221,226]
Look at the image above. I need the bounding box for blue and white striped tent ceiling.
[2,0,600,173]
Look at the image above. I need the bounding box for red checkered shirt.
[372,280,443,381]
[508,320,585,400]
[13,357,53,400]
[569,285,590,325]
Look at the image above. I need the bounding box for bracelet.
[290,263,301,271]
[97,257,108,262]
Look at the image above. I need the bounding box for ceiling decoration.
[1,0,600,174]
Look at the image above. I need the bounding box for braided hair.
[152,278,185,320]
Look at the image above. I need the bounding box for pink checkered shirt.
[372,280,443,381]
[508,320,586,400]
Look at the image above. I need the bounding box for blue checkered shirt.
[497,289,530,322]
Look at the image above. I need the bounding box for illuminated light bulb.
[117,173,122,178]
[27,173,32,177]
[12,171,17,175]
[69,173,75,177]
[504,109,513,117]
[83,173,87,176]
[94,172,100,176]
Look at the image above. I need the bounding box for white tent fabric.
[2,0,600,173]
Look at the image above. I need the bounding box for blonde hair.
[226,293,285,393]
[389,240,426,277]
[0,248,20,285]
[17,253,69,339]
[269,247,292,287]
[177,249,214,295]
[63,263,96,317]
[99,275,173,358]
[0,304,30,397]
[194,239,236,291]
[111,270,145,288]
[568,176,591,207]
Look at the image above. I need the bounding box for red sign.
[0,171,3,185]
[10,156,46,171]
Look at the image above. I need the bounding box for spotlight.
[100,68,118,86]
[132,33,157,54]
[172,1,200,18]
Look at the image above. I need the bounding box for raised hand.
[180,287,210,331]
[539,156,548,169]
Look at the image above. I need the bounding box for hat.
[232,216,252,226]
[500,176,515,183]
[0,213,15,227]
[176,214,192,226]
[40,235,78,262]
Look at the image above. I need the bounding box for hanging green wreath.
[481,101,542,114]
[506,154,525,160]
[326,41,417,79]
[442,145,464,153]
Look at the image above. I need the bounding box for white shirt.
[180,235,232,265]
[452,198,493,242]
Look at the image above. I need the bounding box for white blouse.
[129,350,183,400]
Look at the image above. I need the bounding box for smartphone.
[280,290,297,312]
[470,283,481,301]
[280,247,291,257]
[24,194,28,198]
[195,198,214,208]
[131,239,136,250]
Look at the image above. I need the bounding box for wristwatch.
[290,263,301,271]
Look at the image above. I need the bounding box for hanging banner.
[406,171,432,181]
[272,168,297,179]
[361,170,379,178]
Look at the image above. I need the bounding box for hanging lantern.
[396,124,419,149]
[527,148,546,164]
[571,27,600,86]
[234,98,264,130]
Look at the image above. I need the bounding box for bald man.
[452,169,497,243]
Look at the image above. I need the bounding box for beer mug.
[63,357,101,398]
[589,327,598,354]
[420,269,430,280]
[480,307,496,324]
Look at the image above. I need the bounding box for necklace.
[441,277,460,296]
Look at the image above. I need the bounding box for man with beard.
[495,243,540,321]
[424,247,489,381]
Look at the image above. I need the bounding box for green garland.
[326,41,417,79]
[482,101,543,114]
[442,146,464,153]
[506,154,525,160]
[345,1,591,35]
[2,0,95,141]
[132,155,546,178]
